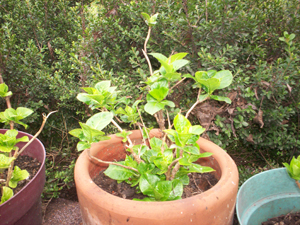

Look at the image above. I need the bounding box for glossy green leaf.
[172,59,190,71]
[1,187,13,204]
[168,179,183,200]
[213,70,233,89]
[182,146,200,155]
[169,53,188,62]
[189,125,205,135]
[9,166,29,188]
[174,114,191,134]
[139,173,160,197]
[86,112,113,131]
[0,154,15,169]
[0,83,12,98]
[210,95,232,104]
[76,141,91,151]
[154,180,172,201]
[104,162,136,181]
[283,156,300,180]
[188,164,215,173]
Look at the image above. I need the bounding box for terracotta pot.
[75,129,239,225]
[0,129,46,225]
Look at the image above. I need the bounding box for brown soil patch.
[93,170,218,200]
[262,211,300,225]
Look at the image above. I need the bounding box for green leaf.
[172,59,190,71]
[0,154,15,169]
[69,129,83,139]
[197,78,221,94]
[141,12,151,22]
[9,166,29,188]
[149,88,169,102]
[137,162,155,174]
[210,95,232,104]
[15,107,34,120]
[213,70,233,89]
[95,80,111,92]
[174,114,191,134]
[86,112,113,130]
[77,141,91,151]
[139,173,160,197]
[189,125,205,135]
[182,146,200,155]
[283,156,300,180]
[188,164,215,173]
[179,157,191,166]
[169,53,188,62]
[116,130,132,142]
[104,163,136,181]
[154,180,172,201]
[168,179,183,200]
[149,137,163,151]
[0,83,12,98]
[163,72,181,82]
[1,187,13,204]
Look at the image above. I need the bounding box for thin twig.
[87,149,139,174]
[170,77,186,91]
[17,111,57,157]
[185,88,208,119]
[5,111,57,187]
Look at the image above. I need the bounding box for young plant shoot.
[283,155,300,189]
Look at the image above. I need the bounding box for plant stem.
[296,180,300,189]
[110,118,143,163]
[5,111,57,187]
[142,26,153,76]
[185,88,207,119]
[87,149,139,174]
[165,158,180,180]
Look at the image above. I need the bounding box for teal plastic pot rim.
[236,168,300,225]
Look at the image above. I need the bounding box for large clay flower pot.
[75,129,239,225]
[0,129,46,225]
[236,168,300,225]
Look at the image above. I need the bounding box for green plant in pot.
[0,76,55,224]
[70,12,233,201]
[283,155,300,189]
[72,13,238,225]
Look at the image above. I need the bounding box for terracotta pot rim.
[75,129,238,206]
[0,129,46,207]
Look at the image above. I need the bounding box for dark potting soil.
[1,155,41,194]
[261,211,300,225]
[93,170,219,200]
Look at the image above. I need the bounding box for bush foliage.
[0,0,299,198]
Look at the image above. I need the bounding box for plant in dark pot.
[72,13,238,225]
[0,76,55,225]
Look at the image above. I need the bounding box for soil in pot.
[1,155,41,195]
[93,170,219,200]
[261,211,300,225]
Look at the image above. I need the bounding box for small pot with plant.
[236,156,300,225]
[0,76,55,225]
[72,12,238,225]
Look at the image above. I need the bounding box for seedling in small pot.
[70,12,233,201]
[283,155,300,189]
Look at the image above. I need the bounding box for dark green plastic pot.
[236,168,300,225]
